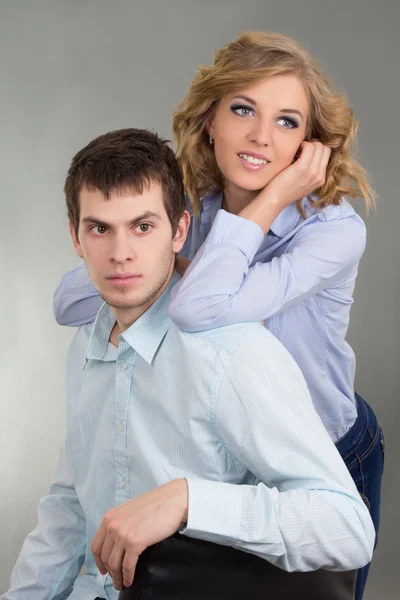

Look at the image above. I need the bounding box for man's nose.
[110,232,136,263]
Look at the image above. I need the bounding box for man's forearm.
[1,448,86,600]
[182,477,374,572]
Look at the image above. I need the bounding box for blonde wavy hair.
[173,31,374,216]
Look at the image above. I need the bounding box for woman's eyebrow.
[231,96,304,119]
[279,108,304,118]
[231,94,257,105]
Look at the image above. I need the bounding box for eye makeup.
[230,103,255,117]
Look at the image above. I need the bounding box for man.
[2,129,374,600]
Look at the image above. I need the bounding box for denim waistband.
[335,393,377,454]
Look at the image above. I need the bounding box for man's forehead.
[78,181,166,221]
[79,179,163,201]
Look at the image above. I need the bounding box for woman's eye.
[277,117,298,129]
[136,223,151,233]
[231,104,255,117]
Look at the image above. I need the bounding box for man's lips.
[106,274,142,287]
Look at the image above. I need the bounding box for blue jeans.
[335,393,384,600]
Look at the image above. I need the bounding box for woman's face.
[208,74,310,194]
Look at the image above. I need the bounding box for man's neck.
[222,182,260,215]
[109,265,174,347]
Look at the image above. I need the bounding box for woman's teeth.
[239,153,268,165]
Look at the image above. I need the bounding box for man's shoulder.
[73,322,94,348]
[66,322,94,370]
[172,321,282,359]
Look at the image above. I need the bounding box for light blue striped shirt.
[4,275,374,599]
[170,193,367,443]
[53,194,366,443]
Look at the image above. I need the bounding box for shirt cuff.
[180,478,243,546]
[207,210,265,261]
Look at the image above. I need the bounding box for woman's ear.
[205,116,215,138]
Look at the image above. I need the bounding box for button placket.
[115,340,134,504]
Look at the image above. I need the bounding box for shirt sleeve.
[183,330,375,572]
[53,264,102,326]
[1,446,86,600]
[169,209,366,331]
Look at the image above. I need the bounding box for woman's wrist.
[238,193,282,234]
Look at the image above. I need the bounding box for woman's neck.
[221,181,260,215]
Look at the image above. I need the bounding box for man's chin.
[96,287,139,308]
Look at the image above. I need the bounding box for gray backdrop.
[0,1,398,598]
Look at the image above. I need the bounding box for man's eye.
[92,226,107,235]
[137,223,151,233]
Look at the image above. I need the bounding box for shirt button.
[119,481,126,489]
[116,423,123,432]
[120,364,128,371]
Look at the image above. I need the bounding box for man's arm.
[183,328,375,572]
[1,445,86,600]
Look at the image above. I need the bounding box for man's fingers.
[108,543,126,590]
[122,549,140,589]
[99,531,116,573]
[91,524,107,573]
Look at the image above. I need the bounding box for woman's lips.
[237,153,270,171]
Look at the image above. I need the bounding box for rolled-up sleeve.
[183,330,375,572]
[169,209,366,331]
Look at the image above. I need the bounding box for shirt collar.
[86,272,179,365]
[269,201,304,238]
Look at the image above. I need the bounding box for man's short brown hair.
[65,128,186,237]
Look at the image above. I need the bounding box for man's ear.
[69,221,84,259]
[172,211,190,254]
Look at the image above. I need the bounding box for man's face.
[70,181,189,325]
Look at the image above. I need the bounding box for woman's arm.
[169,208,366,332]
[53,264,102,326]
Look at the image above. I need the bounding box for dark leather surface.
[119,533,357,599]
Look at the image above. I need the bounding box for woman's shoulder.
[295,197,367,264]
[303,196,366,228]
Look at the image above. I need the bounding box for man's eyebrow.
[81,211,163,227]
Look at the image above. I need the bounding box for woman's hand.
[239,141,331,233]
[263,141,331,208]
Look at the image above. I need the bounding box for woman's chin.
[230,177,270,193]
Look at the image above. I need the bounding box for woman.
[54,32,383,599]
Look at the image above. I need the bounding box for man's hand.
[175,255,191,277]
[91,478,188,591]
